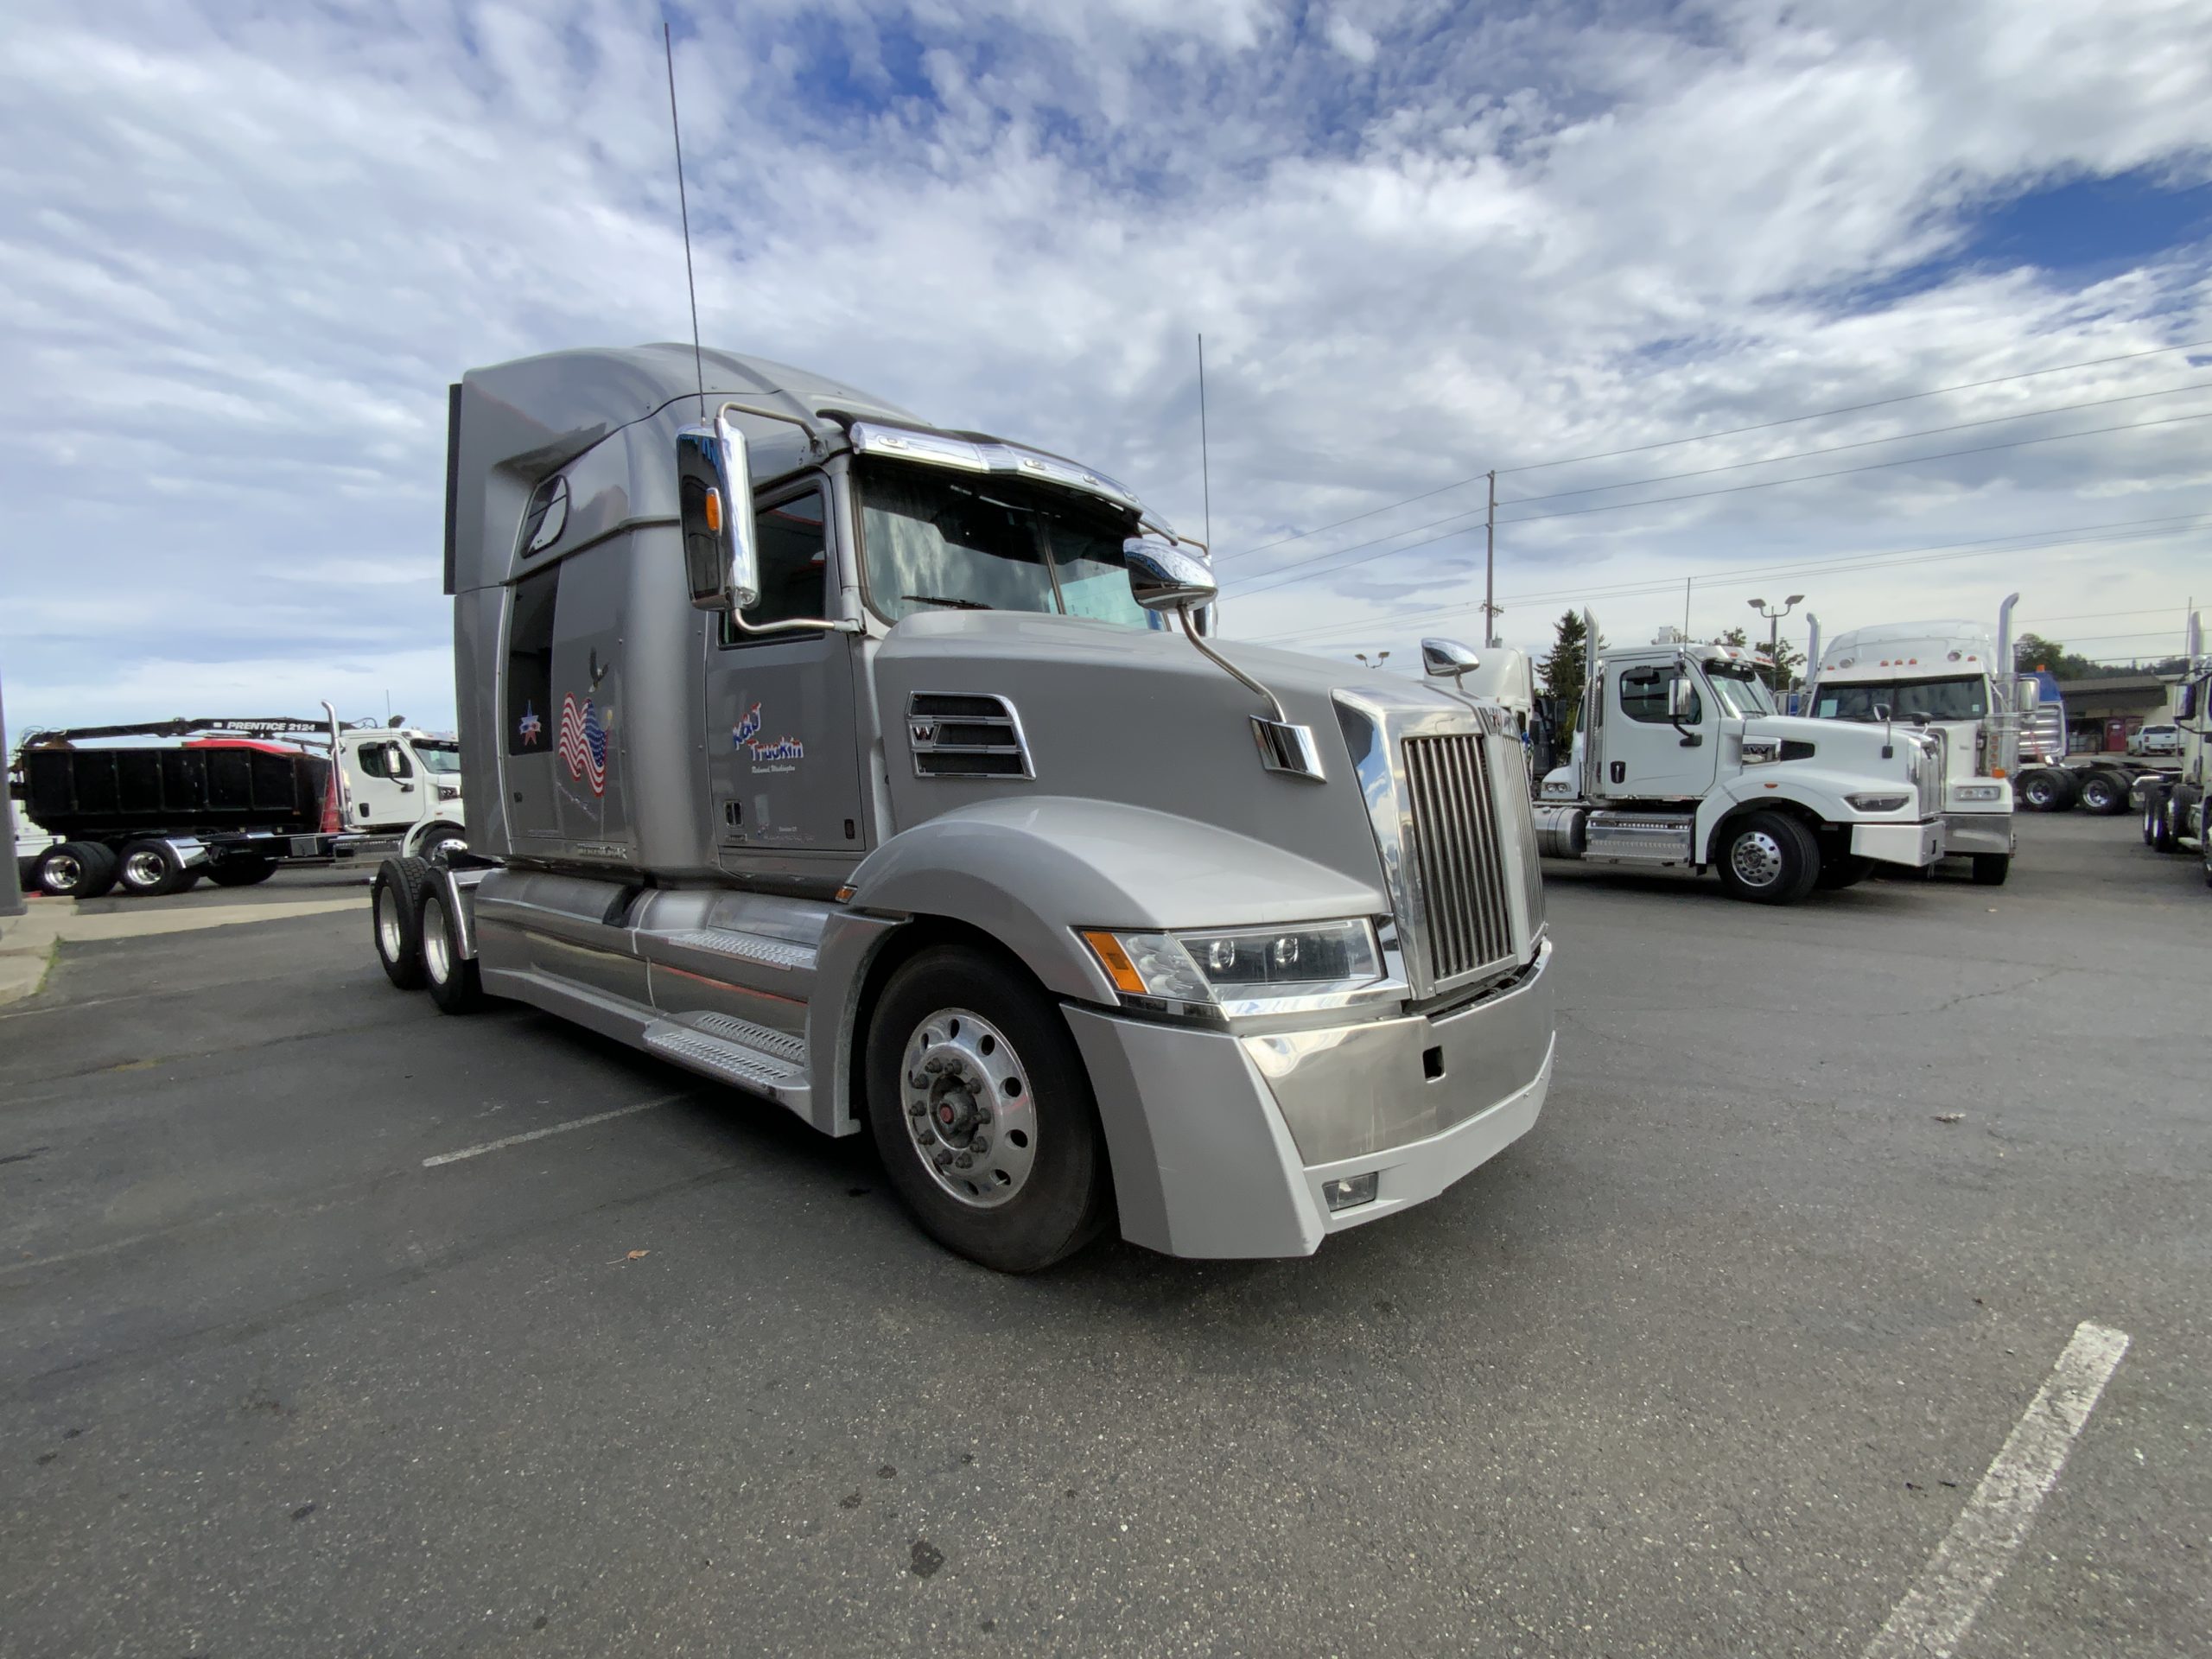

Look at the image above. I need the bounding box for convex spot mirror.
[677,410,759,614]
[2016,676,2043,711]
[1125,539,1217,614]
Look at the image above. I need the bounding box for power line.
[1248,512,2212,648]
[1219,334,2212,563]
[1228,409,2212,601]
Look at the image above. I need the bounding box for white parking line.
[1862,1319,2131,1659]
[421,1093,690,1167]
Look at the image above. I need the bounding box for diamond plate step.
[643,1016,809,1102]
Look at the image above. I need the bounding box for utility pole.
[0,658,23,918]
[1480,469,1499,647]
[1682,576,1692,639]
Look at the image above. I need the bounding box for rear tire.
[2151,798,2179,854]
[372,856,430,990]
[1715,811,1821,905]
[1970,854,2010,887]
[207,856,277,887]
[36,841,118,899]
[2076,772,2127,815]
[2018,770,2078,812]
[117,838,192,897]
[419,883,485,1014]
[863,944,1110,1273]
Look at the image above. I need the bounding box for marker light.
[702,486,723,533]
[1323,1173,1379,1211]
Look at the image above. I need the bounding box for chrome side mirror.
[1125,539,1217,613]
[1421,638,1480,683]
[677,410,759,613]
[1667,677,1691,719]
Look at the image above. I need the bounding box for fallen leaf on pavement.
[1934,1113,1963,1124]
[607,1249,651,1264]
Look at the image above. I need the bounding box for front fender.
[843,797,1389,1002]
[1695,772,1855,861]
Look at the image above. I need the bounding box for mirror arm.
[1179,606,1287,723]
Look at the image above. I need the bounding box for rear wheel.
[2151,797,2179,854]
[2076,772,2126,815]
[117,838,192,897]
[36,841,118,899]
[372,856,430,990]
[414,820,467,861]
[1715,811,1821,905]
[1970,854,2011,886]
[207,856,277,887]
[2018,770,2074,812]
[420,883,486,1014]
[864,944,1110,1273]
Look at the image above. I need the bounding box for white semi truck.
[2139,613,2207,874]
[1531,618,1945,902]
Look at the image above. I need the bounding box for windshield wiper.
[902,594,994,611]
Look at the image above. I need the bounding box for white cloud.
[3,0,2211,740]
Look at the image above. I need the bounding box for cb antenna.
[664,20,705,419]
[1197,333,1212,550]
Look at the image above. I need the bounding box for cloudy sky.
[3,0,2210,733]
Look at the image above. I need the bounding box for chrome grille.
[1402,733,1516,984]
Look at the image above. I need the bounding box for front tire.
[415,820,467,861]
[207,856,277,887]
[1815,853,1872,890]
[1715,811,1821,905]
[1970,854,2010,887]
[2151,798,2180,854]
[863,944,1110,1273]
[372,856,430,990]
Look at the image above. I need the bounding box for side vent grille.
[906,693,1033,780]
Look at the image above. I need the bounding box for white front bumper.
[1852,818,1944,868]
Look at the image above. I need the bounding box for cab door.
[1604,659,1719,800]
[346,739,418,829]
[701,481,866,869]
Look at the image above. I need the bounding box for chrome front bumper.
[1941,810,2015,859]
[1066,939,1554,1259]
[1851,818,1944,868]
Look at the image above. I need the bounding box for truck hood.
[870,612,1491,921]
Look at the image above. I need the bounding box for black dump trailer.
[10,716,353,899]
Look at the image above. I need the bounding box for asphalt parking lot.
[2,814,2205,1656]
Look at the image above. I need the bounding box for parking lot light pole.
[1748,594,1805,690]
[1,662,23,918]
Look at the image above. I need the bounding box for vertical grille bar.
[1402,732,1516,986]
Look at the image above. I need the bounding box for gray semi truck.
[372,345,1555,1271]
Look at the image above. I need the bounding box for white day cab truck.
[1798,597,2063,885]
[10,712,466,899]
[372,345,1556,1272]
[1530,620,1945,902]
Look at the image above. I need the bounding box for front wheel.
[1815,853,1872,890]
[2151,798,2180,854]
[1970,854,2010,887]
[864,944,1110,1273]
[414,820,467,861]
[1714,811,1821,905]
[207,856,277,887]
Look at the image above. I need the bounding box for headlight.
[1847,792,1911,812]
[1952,784,2002,803]
[1081,918,1385,1013]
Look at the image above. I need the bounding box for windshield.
[1703,665,1777,718]
[413,741,462,774]
[1813,675,1987,722]
[858,463,1169,631]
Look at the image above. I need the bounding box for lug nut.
[934,1149,954,1168]
[969,1137,988,1156]
[955,1153,973,1169]
[909,1071,929,1089]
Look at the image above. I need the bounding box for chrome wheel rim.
[899,1007,1038,1209]
[43,852,83,893]
[1731,830,1785,888]
[423,897,451,982]
[376,885,405,963]
[123,849,167,889]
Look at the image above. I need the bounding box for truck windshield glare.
[1815,676,1987,722]
[860,464,1169,631]
[413,742,462,773]
[1703,667,1777,718]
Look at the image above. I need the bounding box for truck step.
[655,927,817,974]
[642,1014,810,1104]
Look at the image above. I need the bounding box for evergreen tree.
[1537,610,1605,734]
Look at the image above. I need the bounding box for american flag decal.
[558,694,607,796]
